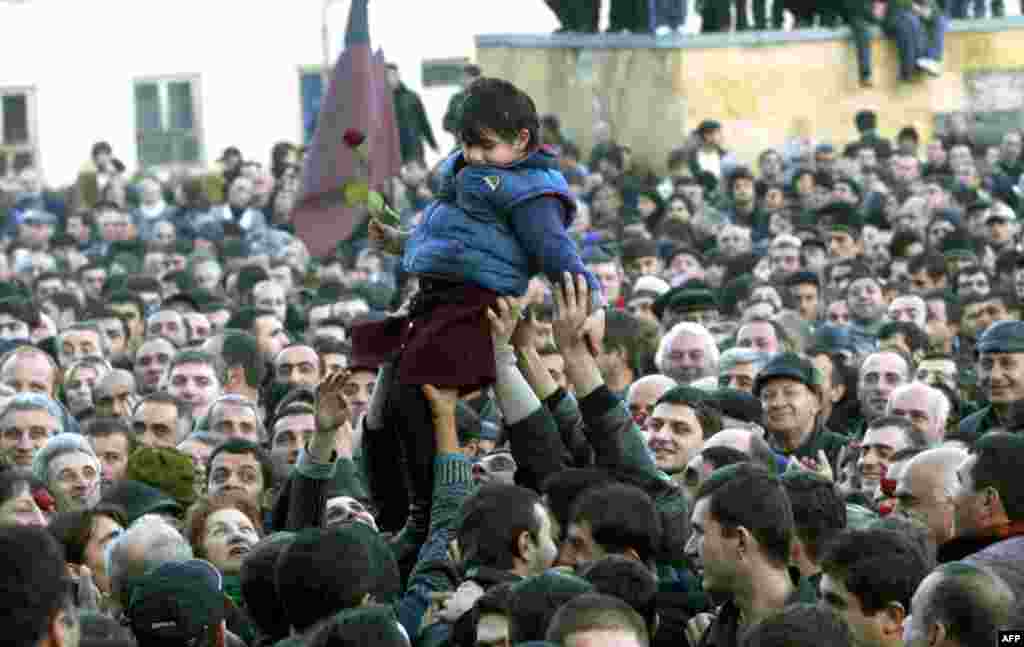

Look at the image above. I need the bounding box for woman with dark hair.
[47,504,125,596]
[0,468,49,527]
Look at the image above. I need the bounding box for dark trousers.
[885,10,927,81]
[950,0,1004,16]
[844,14,873,82]
[545,0,601,31]
[609,0,650,31]
[701,0,731,31]
[363,373,435,533]
[653,0,687,28]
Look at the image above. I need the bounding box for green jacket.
[442,89,467,135]
[768,425,851,474]
[576,386,691,564]
[959,405,1000,442]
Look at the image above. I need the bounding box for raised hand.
[367,217,405,256]
[552,272,604,356]
[511,307,541,350]
[315,370,353,433]
[422,384,459,422]
[486,296,526,350]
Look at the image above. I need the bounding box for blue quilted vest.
[402,148,575,296]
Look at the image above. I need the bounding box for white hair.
[770,234,802,251]
[718,347,772,375]
[106,514,194,605]
[655,322,720,374]
[888,295,927,329]
[888,382,949,444]
[32,432,99,485]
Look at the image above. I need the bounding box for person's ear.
[926,619,946,647]
[516,128,531,151]
[881,602,907,639]
[789,536,805,565]
[515,529,533,562]
[831,381,847,404]
[225,366,245,389]
[49,606,77,647]
[735,526,752,559]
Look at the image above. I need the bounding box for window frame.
[0,85,39,180]
[132,74,205,169]
[297,64,327,146]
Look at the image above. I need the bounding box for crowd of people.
[546,0,1012,33]
[1,69,1023,647]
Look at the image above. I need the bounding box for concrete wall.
[477,18,1024,172]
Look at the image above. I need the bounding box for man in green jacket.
[960,321,1024,439]
[387,63,438,165]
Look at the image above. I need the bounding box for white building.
[0,0,558,187]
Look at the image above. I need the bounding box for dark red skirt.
[350,281,499,393]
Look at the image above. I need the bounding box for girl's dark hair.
[457,78,540,151]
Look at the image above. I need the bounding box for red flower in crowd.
[343,129,366,148]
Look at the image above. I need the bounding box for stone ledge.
[476,15,1024,50]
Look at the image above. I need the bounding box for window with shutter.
[134,76,204,169]
[0,88,37,179]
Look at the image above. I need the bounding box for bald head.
[626,374,678,425]
[704,428,755,455]
[896,447,968,545]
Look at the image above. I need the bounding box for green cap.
[819,202,862,234]
[753,352,823,397]
[977,320,1024,354]
[653,281,719,319]
[940,232,976,259]
[125,447,197,507]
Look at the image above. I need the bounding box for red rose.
[343,129,366,148]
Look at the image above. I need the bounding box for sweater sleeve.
[507,195,604,305]
[395,453,474,638]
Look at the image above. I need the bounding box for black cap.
[129,560,225,646]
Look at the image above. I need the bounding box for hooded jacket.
[403,148,581,297]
